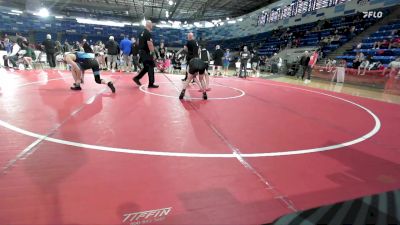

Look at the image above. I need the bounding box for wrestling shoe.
[203,92,208,100]
[70,83,82,91]
[179,89,186,100]
[108,81,116,93]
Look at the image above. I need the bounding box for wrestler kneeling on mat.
[64,52,115,93]
[179,58,208,100]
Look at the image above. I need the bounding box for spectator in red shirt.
[389,37,400,49]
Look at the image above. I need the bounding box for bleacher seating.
[337,19,400,68]
[204,12,382,60]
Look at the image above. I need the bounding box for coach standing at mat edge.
[133,20,159,88]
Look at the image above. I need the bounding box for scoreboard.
[258,0,351,25]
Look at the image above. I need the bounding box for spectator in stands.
[213,45,224,76]
[368,60,383,72]
[333,29,339,35]
[357,55,371,75]
[373,39,390,49]
[294,37,300,48]
[82,39,93,53]
[4,38,21,69]
[353,52,364,69]
[298,51,310,80]
[130,37,141,72]
[223,49,231,76]
[315,20,323,31]
[120,34,132,72]
[106,36,119,72]
[332,34,342,43]
[389,36,400,49]
[324,58,335,72]
[42,34,56,68]
[348,26,356,38]
[320,36,331,48]
[383,57,400,79]
[287,34,293,48]
[322,20,331,30]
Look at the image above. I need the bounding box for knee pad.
[94,75,102,84]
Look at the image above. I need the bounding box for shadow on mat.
[265,142,400,225]
[264,189,400,225]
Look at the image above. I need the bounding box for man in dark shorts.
[64,52,115,92]
[179,58,208,100]
[239,46,250,78]
[213,45,224,76]
[132,20,159,88]
[182,32,199,81]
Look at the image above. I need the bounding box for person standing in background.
[105,36,119,72]
[159,42,167,60]
[73,41,81,52]
[120,34,132,72]
[239,46,250,78]
[130,37,141,72]
[42,34,56,68]
[251,50,259,77]
[132,21,159,88]
[223,49,231,76]
[213,45,224,76]
[4,38,21,69]
[55,41,64,68]
[298,51,310,80]
[2,38,13,68]
[304,49,319,83]
[82,39,93,53]
[63,41,71,53]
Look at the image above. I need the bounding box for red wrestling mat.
[0,68,400,225]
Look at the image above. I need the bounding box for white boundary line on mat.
[0,77,381,158]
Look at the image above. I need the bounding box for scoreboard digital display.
[257,0,351,25]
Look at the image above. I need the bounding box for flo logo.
[122,207,172,225]
[363,11,383,19]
